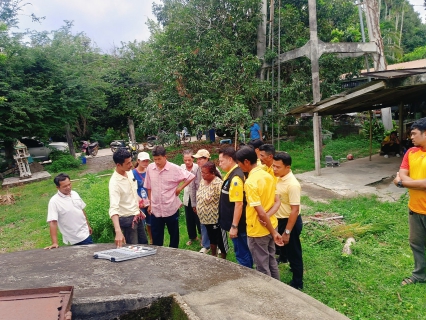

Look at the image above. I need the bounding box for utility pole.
[263,0,386,175]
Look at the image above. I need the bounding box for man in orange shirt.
[394,117,426,286]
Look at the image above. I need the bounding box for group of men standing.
[44,141,304,289]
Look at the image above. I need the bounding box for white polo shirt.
[47,190,89,245]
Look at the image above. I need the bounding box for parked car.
[20,138,68,161]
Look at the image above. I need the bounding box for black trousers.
[185,198,201,240]
[381,143,400,154]
[277,215,304,288]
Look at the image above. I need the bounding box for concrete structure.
[2,171,51,189]
[296,153,405,202]
[0,244,349,320]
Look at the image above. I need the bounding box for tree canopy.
[0,0,425,143]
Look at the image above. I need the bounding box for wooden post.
[65,124,75,157]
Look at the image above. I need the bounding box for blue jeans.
[409,210,426,282]
[231,232,253,268]
[74,235,93,246]
[151,210,180,248]
[201,223,210,249]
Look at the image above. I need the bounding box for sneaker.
[396,153,400,158]
[199,247,210,254]
[384,154,389,158]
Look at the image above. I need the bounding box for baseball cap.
[137,152,151,161]
[192,149,210,159]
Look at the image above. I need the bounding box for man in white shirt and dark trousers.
[45,173,93,249]
[109,148,144,247]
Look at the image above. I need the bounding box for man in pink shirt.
[144,146,195,248]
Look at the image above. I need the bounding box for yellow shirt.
[244,166,278,237]
[223,165,244,202]
[261,163,276,178]
[275,171,301,219]
[109,170,140,218]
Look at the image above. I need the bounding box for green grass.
[1,136,423,319]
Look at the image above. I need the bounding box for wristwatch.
[397,181,404,188]
[231,224,238,229]
[284,229,291,235]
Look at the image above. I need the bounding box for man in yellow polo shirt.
[394,117,426,286]
[235,147,283,280]
[258,144,275,177]
[273,152,304,290]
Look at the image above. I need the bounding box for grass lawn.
[1,135,423,319]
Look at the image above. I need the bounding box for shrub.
[47,155,81,172]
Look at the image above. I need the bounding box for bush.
[47,154,81,172]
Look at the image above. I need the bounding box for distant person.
[45,173,93,249]
[181,149,201,246]
[218,147,253,268]
[393,118,426,286]
[133,152,151,245]
[273,152,304,290]
[258,144,276,177]
[235,147,283,279]
[109,148,141,247]
[144,146,195,248]
[249,120,262,141]
[381,131,400,158]
[197,161,228,258]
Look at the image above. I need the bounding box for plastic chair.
[325,155,340,167]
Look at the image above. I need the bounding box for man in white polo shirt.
[45,173,93,249]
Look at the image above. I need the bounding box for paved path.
[296,154,405,202]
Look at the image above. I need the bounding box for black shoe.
[276,257,288,264]
[289,280,303,290]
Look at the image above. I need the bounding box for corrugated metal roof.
[361,67,426,79]
[288,79,426,116]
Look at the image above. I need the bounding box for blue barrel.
[81,156,87,164]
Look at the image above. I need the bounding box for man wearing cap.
[180,149,201,246]
[133,152,151,245]
[192,149,221,253]
[109,148,141,247]
[144,146,195,248]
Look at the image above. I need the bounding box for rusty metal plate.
[0,286,73,320]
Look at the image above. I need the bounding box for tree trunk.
[128,118,136,144]
[254,0,267,120]
[65,124,75,157]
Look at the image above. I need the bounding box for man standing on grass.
[109,148,143,247]
[273,152,304,290]
[181,149,201,246]
[394,117,426,286]
[45,173,93,249]
[144,146,195,248]
[218,146,253,268]
[235,147,283,279]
